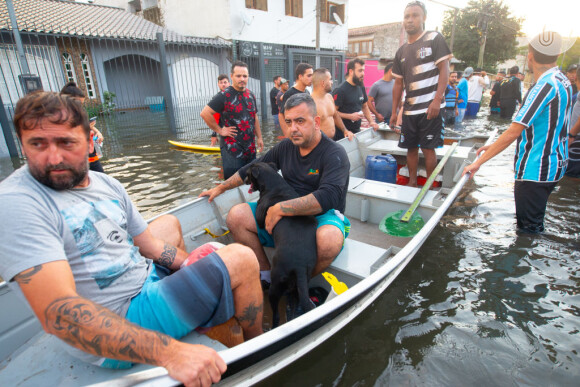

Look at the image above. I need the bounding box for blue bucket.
[365,154,397,183]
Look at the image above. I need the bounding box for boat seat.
[329,239,389,281]
[348,176,439,206]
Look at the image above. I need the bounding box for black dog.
[245,162,318,327]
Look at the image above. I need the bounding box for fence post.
[0,93,20,158]
[258,43,268,121]
[156,32,177,134]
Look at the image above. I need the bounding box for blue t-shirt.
[457,78,468,109]
[513,67,572,182]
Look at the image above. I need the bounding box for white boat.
[0,127,496,386]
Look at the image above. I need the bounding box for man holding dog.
[0,91,264,386]
[200,93,351,287]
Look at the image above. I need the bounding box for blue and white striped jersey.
[513,67,572,182]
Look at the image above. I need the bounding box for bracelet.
[569,134,577,139]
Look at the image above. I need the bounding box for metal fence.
[0,26,345,158]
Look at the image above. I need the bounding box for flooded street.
[1,112,578,385]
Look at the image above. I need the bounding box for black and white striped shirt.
[392,31,452,115]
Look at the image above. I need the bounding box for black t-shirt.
[499,76,522,104]
[237,133,350,213]
[280,87,308,115]
[490,81,501,107]
[276,90,285,113]
[207,86,258,160]
[270,87,280,115]
[332,81,368,134]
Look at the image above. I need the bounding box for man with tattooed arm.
[201,93,351,288]
[0,92,263,386]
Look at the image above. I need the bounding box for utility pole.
[315,0,321,50]
[477,12,492,69]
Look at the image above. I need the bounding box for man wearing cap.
[390,1,451,187]
[465,68,490,117]
[275,78,290,119]
[270,75,282,131]
[463,32,573,233]
[489,71,505,115]
[567,64,578,104]
[499,66,522,119]
[565,65,580,178]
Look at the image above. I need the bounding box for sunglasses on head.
[406,0,427,14]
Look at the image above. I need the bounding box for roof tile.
[0,0,230,46]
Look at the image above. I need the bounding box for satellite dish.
[332,12,343,26]
[242,11,254,26]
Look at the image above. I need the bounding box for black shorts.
[514,180,557,233]
[399,113,444,149]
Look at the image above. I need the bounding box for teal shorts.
[248,201,351,248]
[101,252,234,369]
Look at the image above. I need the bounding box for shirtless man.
[311,68,354,141]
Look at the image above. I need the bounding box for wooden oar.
[400,142,458,222]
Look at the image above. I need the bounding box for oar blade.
[379,210,425,237]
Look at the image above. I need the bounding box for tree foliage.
[558,38,580,71]
[441,0,523,70]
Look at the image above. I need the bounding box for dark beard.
[353,76,364,86]
[30,161,88,190]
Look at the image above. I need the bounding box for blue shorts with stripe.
[247,201,351,248]
[101,252,234,369]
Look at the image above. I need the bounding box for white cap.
[527,31,576,56]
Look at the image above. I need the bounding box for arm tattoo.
[158,243,177,268]
[236,301,263,328]
[45,296,171,365]
[14,265,43,285]
[220,173,243,190]
[279,194,321,216]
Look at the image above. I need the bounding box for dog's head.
[245,162,279,194]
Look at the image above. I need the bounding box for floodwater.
[1,110,578,385]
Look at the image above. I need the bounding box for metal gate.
[287,48,346,89]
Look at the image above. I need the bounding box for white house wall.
[162,0,232,39]
[230,0,348,50]
[159,0,347,50]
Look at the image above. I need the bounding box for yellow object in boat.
[322,272,348,295]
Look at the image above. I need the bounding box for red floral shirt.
[208,86,258,160]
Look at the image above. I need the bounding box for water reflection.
[260,113,579,386]
[1,110,578,385]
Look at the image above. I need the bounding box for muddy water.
[1,112,578,385]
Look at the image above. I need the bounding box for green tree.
[558,38,580,70]
[441,0,523,70]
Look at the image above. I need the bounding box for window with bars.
[245,0,267,11]
[62,52,77,83]
[80,53,95,99]
[285,0,303,18]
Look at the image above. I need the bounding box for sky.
[348,0,578,38]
